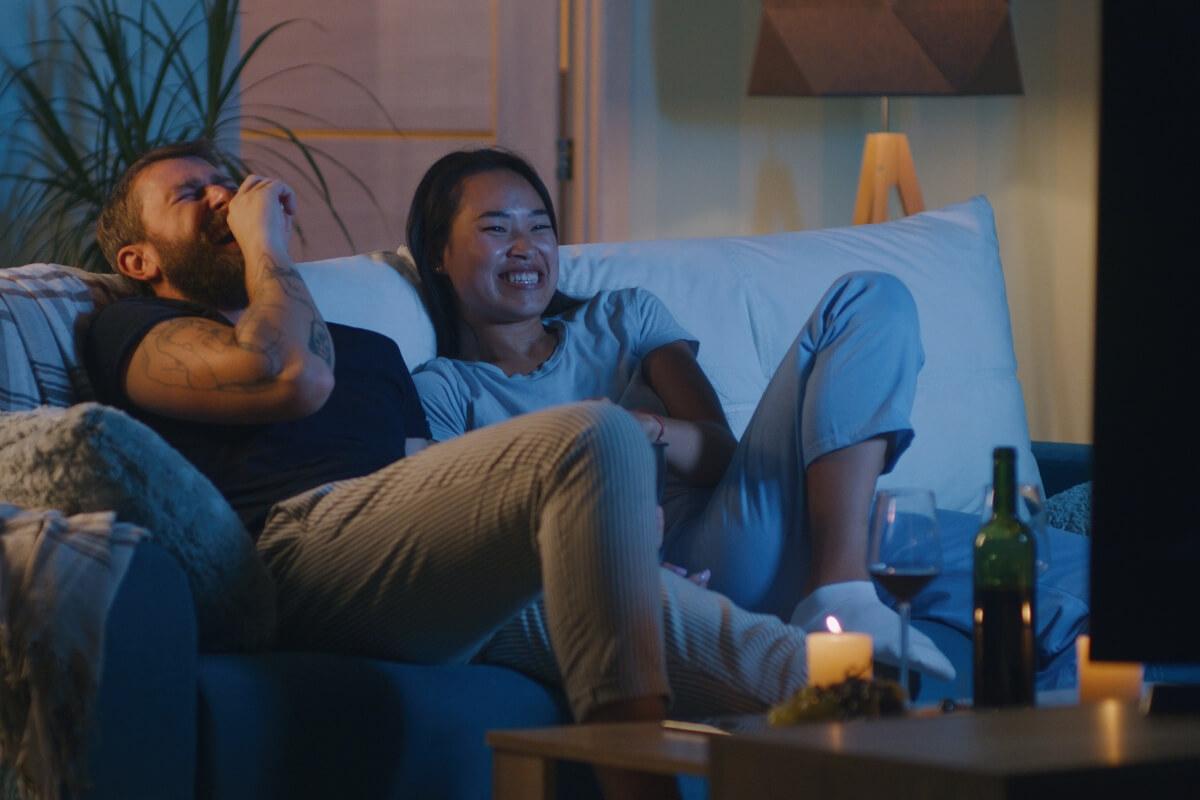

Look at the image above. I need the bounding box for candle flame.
[825,615,843,634]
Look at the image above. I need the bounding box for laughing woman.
[408,148,957,682]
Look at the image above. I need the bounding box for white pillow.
[295,250,436,369]
[299,199,1039,512]
[557,196,1040,512]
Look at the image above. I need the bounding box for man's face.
[133,157,249,310]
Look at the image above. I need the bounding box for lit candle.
[806,616,873,688]
[1076,635,1143,703]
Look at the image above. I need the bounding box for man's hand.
[227,174,296,261]
[654,504,710,587]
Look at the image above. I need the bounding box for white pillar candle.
[807,622,873,688]
[1077,635,1143,703]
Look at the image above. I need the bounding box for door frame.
[560,0,633,244]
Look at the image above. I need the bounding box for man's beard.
[152,212,250,310]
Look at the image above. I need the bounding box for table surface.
[710,701,1200,775]
[707,701,1200,799]
[488,721,709,776]
[489,701,1200,793]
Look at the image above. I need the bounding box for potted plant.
[0,0,377,271]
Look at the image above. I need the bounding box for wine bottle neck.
[991,448,1017,517]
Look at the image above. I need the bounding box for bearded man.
[83,140,825,800]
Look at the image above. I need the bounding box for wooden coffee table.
[487,721,709,799]
[489,702,1200,800]
[708,701,1200,799]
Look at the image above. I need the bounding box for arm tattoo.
[256,254,334,369]
[140,317,278,393]
[308,319,334,368]
[234,303,287,374]
[137,255,334,394]
[255,255,314,308]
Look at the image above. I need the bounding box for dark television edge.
[1089,1,1199,673]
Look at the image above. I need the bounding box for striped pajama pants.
[256,401,807,720]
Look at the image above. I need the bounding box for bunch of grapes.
[767,677,906,725]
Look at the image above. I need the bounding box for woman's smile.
[499,269,543,288]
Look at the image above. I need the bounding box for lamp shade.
[748,0,1023,96]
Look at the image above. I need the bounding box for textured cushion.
[1045,481,1092,536]
[0,403,275,651]
[556,197,1040,511]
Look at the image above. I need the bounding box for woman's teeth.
[501,271,540,286]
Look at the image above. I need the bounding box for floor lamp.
[747,0,1023,225]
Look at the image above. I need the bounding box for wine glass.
[980,483,1051,574]
[867,488,942,699]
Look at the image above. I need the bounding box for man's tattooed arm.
[246,254,335,371]
[121,253,336,422]
[138,317,280,393]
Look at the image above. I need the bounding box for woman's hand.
[638,341,737,487]
[627,409,665,443]
[662,562,711,588]
[585,397,664,443]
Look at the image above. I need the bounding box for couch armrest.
[84,541,198,800]
[1032,440,1093,498]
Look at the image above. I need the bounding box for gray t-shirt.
[414,288,697,442]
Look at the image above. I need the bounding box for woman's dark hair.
[406,147,581,358]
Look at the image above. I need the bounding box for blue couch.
[0,199,1093,798]
[81,440,1090,800]
[89,541,576,798]
[89,442,1092,799]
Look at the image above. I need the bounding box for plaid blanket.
[1,266,141,798]
[0,264,134,411]
[0,505,144,799]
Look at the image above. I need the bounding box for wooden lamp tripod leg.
[852,132,926,225]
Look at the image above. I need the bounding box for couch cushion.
[556,197,1040,511]
[0,264,135,410]
[196,655,569,800]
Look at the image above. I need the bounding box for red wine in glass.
[867,489,942,701]
[868,565,940,603]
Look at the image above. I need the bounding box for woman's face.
[440,169,559,329]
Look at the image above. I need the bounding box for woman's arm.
[637,340,737,487]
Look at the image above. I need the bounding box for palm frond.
[1,0,383,270]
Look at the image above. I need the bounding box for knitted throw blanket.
[1045,481,1092,536]
[0,505,143,799]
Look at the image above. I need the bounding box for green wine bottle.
[973,446,1037,708]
